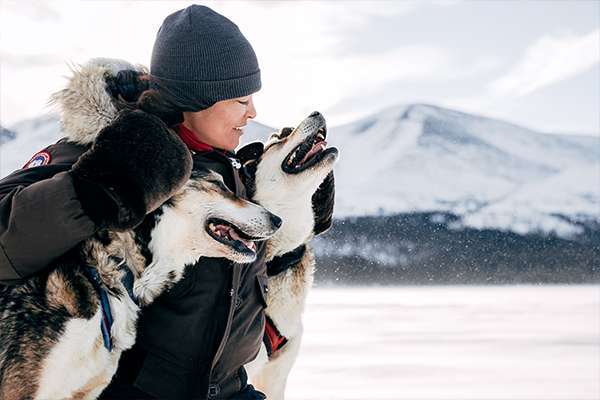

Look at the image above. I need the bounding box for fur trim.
[49,58,147,146]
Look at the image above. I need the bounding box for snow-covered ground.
[286,285,599,400]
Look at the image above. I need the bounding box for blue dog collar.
[83,258,138,352]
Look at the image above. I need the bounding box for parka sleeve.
[0,164,96,283]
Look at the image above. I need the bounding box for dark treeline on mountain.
[312,213,600,285]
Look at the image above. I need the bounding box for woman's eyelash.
[238,100,249,105]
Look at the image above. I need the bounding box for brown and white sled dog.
[239,112,338,400]
[0,59,281,400]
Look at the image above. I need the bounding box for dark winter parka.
[0,138,269,399]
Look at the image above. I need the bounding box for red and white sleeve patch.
[23,150,52,169]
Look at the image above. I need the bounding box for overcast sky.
[1,0,598,135]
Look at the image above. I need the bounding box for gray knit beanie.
[150,5,261,111]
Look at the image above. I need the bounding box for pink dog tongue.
[300,141,327,165]
[228,228,255,251]
[229,227,240,240]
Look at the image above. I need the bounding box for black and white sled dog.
[0,59,281,400]
[239,112,338,400]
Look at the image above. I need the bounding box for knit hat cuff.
[149,69,261,111]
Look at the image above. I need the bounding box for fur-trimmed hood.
[50,58,147,146]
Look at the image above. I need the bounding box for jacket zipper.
[207,263,242,384]
[206,152,246,391]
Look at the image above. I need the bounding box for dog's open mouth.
[206,218,259,254]
[282,127,336,174]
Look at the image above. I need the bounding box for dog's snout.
[270,213,283,230]
[309,111,321,118]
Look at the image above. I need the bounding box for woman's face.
[182,95,257,151]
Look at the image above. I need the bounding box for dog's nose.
[309,111,321,118]
[270,214,283,230]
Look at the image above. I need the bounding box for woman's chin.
[221,141,238,152]
[227,131,242,150]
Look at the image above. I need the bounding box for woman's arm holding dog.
[0,164,96,283]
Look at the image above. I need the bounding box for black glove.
[71,109,192,230]
[105,69,184,127]
[312,171,335,235]
[105,69,149,103]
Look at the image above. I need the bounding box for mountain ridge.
[2,103,598,239]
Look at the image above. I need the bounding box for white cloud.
[491,29,600,97]
[1,0,60,21]
[214,1,438,126]
[0,0,448,127]
[0,0,597,136]
[0,1,192,125]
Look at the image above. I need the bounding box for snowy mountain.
[1,104,598,239]
[325,104,600,238]
[0,114,61,175]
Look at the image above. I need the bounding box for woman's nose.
[246,97,257,119]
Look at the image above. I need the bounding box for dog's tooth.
[215,225,228,238]
[209,223,216,231]
[239,239,255,252]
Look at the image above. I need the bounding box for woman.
[0,5,272,399]
[103,6,269,399]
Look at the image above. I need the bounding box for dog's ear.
[237,141,264,165]
[279,127,294,138]
[237,142,263,200]
[312,172,335,235]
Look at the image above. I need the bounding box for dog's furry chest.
[34,293,139,400]
[265,245,316,338]
[263,202,315,260]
